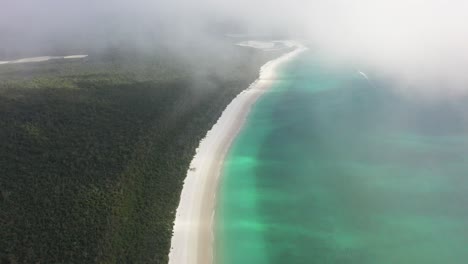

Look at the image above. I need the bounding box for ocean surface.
[215,51,468,264]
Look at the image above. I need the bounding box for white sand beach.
[236,40,299,51]
[0,55,88,65]
[168,41,307,264]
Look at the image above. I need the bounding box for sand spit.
[0,55,88,65]
[236,40,299,51]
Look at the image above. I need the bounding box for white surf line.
[358,70,377,88]
[168,40,307,264]
[359,71,369,80]
[0,55,88,65]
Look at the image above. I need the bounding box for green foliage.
[0,44,284,263]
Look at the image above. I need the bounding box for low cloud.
[2,0,468,95]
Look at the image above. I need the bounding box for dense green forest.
[0,41,285,263]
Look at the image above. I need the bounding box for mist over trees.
[5,0,468,94]
[0,33,287,262]
[1,0,468,263]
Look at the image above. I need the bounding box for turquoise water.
[216,51,468,264]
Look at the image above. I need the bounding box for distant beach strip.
[0,55,88,65]
[168,40,307,264]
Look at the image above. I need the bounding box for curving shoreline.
[168,41,307,264]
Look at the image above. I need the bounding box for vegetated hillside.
[0,41,286,263]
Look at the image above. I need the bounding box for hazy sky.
[2,0,468,94]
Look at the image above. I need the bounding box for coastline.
[0,55,88,65]
[168,41,307,264]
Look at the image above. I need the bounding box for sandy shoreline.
[0,55,88,65]
[168,41,307,264]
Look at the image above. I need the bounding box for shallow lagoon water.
[216,51,468,264]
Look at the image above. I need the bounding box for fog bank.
[2,0,468,94]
